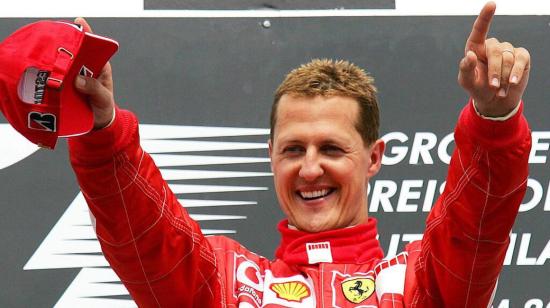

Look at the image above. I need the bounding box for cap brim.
[59,31,119,137]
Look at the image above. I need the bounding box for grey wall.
[144,0,395,10]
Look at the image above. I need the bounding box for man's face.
[269,95,384,233]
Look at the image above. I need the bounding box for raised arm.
[69,18,222,307]
[411,2,532,307]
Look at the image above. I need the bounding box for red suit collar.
[275,218,384,266]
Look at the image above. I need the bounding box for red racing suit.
[68,100,531,307]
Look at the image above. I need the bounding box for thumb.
[458,50,478,90]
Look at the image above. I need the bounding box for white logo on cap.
[79,65,93,78]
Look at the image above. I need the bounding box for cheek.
[272,164,294,194]
[331,161,361,179]
[331,161,369,190]
[273,161,297,180]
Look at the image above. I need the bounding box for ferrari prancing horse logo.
[341,277,375,304]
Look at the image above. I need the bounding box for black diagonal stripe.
[82,295,133,300]
[145,0,395,10]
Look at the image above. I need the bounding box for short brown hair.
[270,59,380,145]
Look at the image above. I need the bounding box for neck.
[276,218,384,265]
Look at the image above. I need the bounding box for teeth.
[300,189,330,199]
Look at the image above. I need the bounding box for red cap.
[0,20,118,149]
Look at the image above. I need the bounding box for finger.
[509,47,530,85]
[458,50,478,90]
[74,17,93,33]
[97,62,114,92]
[74,76,112,109]
[465,2,496,55]
[496,42,515,97]
[485,38,503,89]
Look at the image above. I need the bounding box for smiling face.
[269,94,384,232]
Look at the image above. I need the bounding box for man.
[69,2,531,307]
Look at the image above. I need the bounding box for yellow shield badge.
[270,281,311,302]
[341,277,375,304]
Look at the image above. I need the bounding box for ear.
[366,139,385,178]
[268,139,274,173]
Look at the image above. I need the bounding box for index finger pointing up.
[465,2,496,55]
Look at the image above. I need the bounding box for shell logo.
[269,281,311,302]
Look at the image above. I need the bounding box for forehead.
[274,94,361,140]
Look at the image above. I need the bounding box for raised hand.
[458,2,530,117]
[73,17,116,129]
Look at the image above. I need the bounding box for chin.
[298,219,332,233]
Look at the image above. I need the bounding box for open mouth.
[298,188,335,201]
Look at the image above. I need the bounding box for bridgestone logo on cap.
[28,111,56,132]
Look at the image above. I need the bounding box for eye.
[282,145,304,155]
[320,144,344,156]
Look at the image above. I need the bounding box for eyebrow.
[277,136,350,146]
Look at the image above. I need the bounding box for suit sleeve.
[68,108,222,307]
[413,100,531,307]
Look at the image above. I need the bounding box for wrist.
[459,99,529,149]
[103,108,116,129]
[93,107,116,130]
[472,99,521,121]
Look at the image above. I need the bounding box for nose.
[298,148,324,181]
